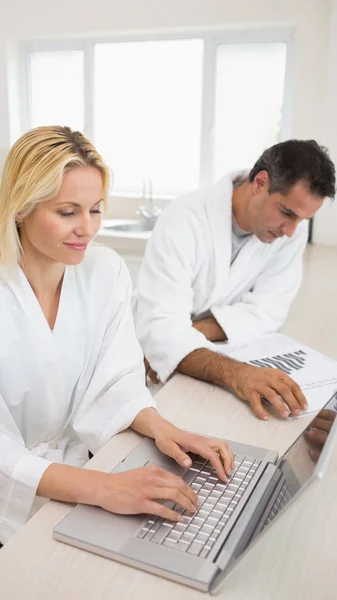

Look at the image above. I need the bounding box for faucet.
[136,180,161,229]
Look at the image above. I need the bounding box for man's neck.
[232,180,254,232]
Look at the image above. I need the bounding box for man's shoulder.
[160,180,225,225]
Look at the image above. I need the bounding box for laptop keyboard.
[137,453,260,558]
[263,480,292,528]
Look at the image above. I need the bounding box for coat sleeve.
[134,210,214,383]
[73,258,156,454]
[211,222,308,344]
[0,403,51,544]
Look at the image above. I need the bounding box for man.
[134,140,336,420]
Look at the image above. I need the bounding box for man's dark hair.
[248,139,336,199]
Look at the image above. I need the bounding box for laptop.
[54,392,337,593]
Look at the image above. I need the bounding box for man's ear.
[253,170,270,194]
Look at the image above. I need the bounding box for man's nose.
[281,221,298,238]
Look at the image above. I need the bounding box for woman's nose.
[74,215,94,238]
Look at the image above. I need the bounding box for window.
[20,32,290,197]
[213,42,287,180]
[94,40,203,195]
[29,50,85,132]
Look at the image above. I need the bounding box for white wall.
[0,0,335,242]
[311,0,337,245]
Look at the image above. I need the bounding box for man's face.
[249,171,324,243]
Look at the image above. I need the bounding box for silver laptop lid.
[279,389,337,484]
[211,391,337,595]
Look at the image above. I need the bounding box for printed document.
[216,334,337,414]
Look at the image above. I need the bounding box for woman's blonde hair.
[0,125,110,265]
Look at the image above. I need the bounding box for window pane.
[94,40,203,195]
[30,51,85,131]
[214,43,287,180]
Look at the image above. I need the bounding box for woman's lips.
[63,242,88,251]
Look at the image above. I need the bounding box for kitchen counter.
[94,220,152,254]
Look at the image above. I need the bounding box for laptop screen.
[279,390,337,485]
[211,391,337,594]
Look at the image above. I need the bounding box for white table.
[0,374,334,600]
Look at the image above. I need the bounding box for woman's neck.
[19,239,65,300]
[20,247,66,330]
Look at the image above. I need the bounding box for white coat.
[0,245,155,543]
[134,173,308,383]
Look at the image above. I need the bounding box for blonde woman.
[0,126,233,545]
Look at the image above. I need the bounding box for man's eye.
[281,209,292,217]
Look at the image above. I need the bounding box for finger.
[308,448,320,463]
[151,468,199,507]
[290,382,308,411]
[208,440,234,475]
[306,429,328,447]
[218,442,235,475]
[312,410,336,424]
[276,375,307,411]
[144,500,184,522]
[272,384,304,416]
[150,487,198,513]
[261,388,290,418]
[270,371,307,409]
[320,409,336,420]
[250,394,269,420]
[184,440,228,482]
[158,437,192,468]
[203,448,228,482]
[308,417,334,434]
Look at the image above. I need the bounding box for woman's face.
[19,166,104,266]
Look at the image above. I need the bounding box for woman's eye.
[59,211,74,218]
[58,208,101,218]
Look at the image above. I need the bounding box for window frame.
[19,28,293,198]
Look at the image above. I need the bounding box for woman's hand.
[153,420,234,482]
[39,407,234,523]
[98,465,199,522]
[98,421,234,521]
[131,408,234,482]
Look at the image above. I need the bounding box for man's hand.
[178,348,308,421]
[231,363,308,420]
[144,345,308,420]
[305,409,336,462]
[144,357,160,385]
